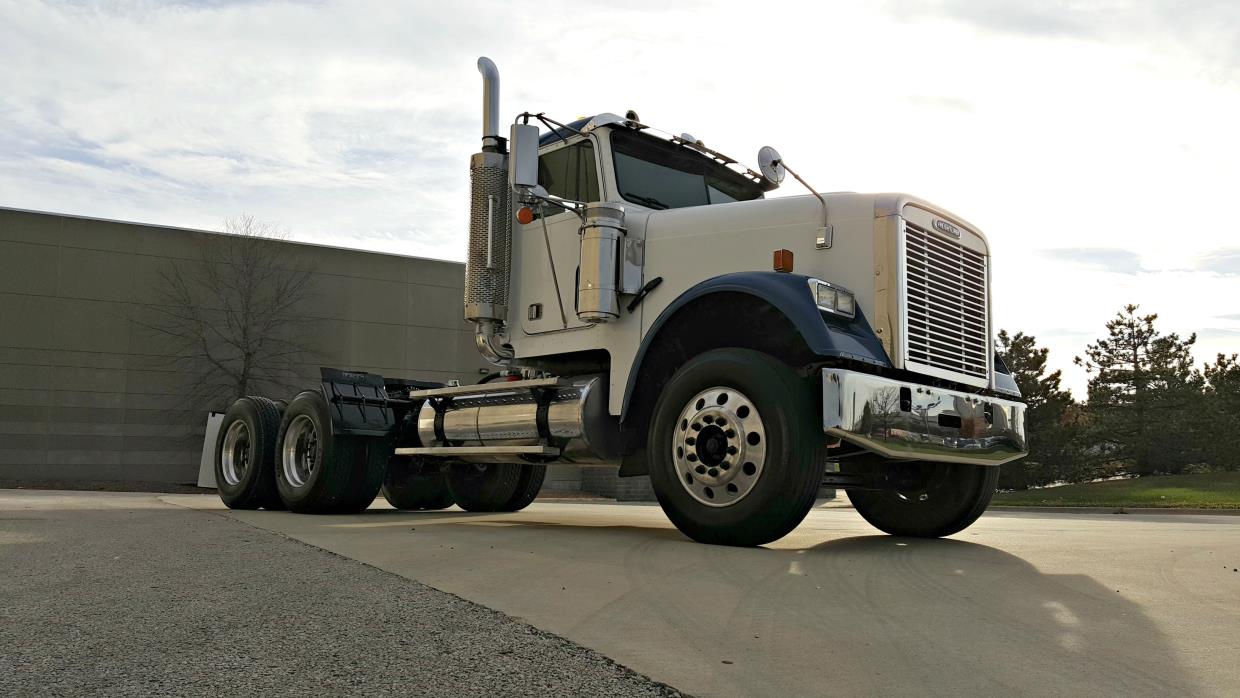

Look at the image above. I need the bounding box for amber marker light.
[515,206,535,225]
[773,249,794,273]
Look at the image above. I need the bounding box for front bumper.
[821,369,1027,466]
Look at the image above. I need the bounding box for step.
[406,377,569,400]
[393,445,561,457]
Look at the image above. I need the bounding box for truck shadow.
[708,535,1202,696]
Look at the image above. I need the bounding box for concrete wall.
[0,207,487,485]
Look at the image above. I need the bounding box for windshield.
[611,129,764,210]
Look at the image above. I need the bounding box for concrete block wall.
[0,207,487,485]
[543,464,584,492]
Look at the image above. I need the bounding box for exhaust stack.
[465,57,513,362]
[478,57,500,140]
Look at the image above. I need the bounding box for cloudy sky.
[3,0,1239,395]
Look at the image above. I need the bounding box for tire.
[382,458,455,510]
[214,396,283,510]
[274,390,388,514]
[502,463,546,512]
[647,348,826,546]
[446,463,546,512]
[845,461,999,537]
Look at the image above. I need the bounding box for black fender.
[620,271,891,420]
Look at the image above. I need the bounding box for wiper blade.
[622,192,670,210]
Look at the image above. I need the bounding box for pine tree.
[996,330,1081,488]
[1203,354,1240,471]
[1075,305,1201,475]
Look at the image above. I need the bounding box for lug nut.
[695,465,706,475]
[708,468,719,477]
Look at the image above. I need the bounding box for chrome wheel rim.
[282,414,319,488]
[220,420,250,486]
[672,386,767,507]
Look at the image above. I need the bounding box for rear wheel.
[845,460,999,537]
[275,390,387,514]
[382,458,454,510]
[446,463,546,512]
[214,397,283,510]
[503,463,546,511]
[647,348,825,547]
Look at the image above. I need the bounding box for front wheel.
[647,348,826,547]
[845,460,999,537]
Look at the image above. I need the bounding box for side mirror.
[509,123,539,190]
[757,146,786,186]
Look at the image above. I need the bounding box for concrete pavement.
[162,495,1240,697]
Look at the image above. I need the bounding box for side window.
[537,141,600,204]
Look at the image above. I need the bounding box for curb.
[987,505,1240,516]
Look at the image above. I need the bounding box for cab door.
[515,136,603,335]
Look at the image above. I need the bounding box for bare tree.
[143,215,318,413]
[868,387,901,438]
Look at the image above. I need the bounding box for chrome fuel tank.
[415,375,620,464]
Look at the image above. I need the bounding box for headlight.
[808,278,856,319]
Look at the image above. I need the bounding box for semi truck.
[213,57,1027,546]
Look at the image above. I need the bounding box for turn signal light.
[773,249,794,273]
[516,206,535,225]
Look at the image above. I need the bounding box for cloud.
[895,1,1100,39]
[1196,327,1240,340]
[1217,313,1240,321]
[1038,248,1145,275]
[887,1,1240,78]
[1196,248,1240,275]
[904,95,975,112]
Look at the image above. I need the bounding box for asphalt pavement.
[0,490,679,697]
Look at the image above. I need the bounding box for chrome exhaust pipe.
[477,57,500,141]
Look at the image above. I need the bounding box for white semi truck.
[213,57,1027,546]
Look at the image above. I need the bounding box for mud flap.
[319,368,407,437]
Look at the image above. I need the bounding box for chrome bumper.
[821,369,1027,466]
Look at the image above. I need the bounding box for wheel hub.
[220,420,250,486]
[282,414,319,488]
[672,387,766,507]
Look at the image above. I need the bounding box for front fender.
[622,272,891,417]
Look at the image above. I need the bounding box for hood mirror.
[757,146,786,186]
[757,145,831,250]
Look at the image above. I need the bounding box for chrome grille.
[903,221,989,380]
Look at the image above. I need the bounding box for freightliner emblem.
[933,218,962,238]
